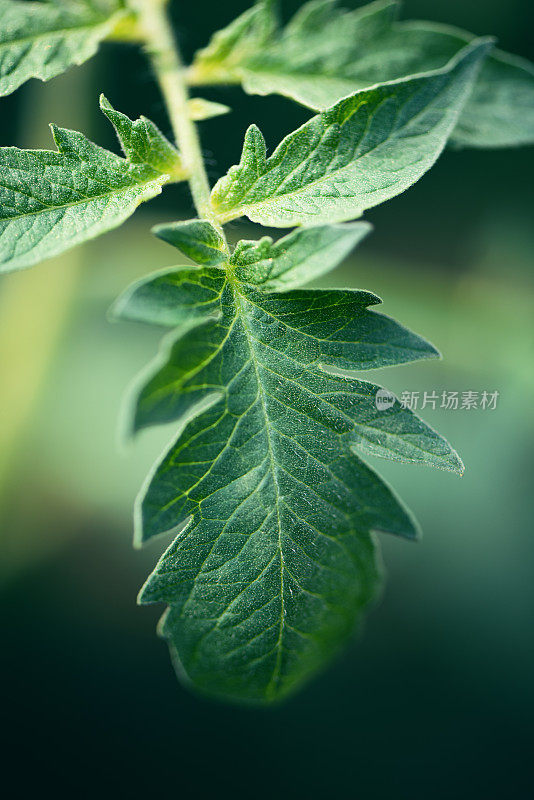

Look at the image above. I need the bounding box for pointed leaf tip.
[98,95,184,178]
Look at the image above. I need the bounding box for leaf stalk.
[135,0,227,243]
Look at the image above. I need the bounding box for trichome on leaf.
[0,0,531,704]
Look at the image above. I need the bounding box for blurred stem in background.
[0,257,82,496]
[0,64,94,521]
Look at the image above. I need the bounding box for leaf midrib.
[0,170,165,224]
[233,284,286,699]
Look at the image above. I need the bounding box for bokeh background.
[1,1,533,797]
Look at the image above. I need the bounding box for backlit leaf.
[189,0,534,149]
[152,219,227,267]
[210,40,492,227]
[0,100,184,273]
[99,94,184,178]
[114,238,462,704]
[0,0,126,97]
[230,222,372,290]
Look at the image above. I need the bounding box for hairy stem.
[136,0,225,238]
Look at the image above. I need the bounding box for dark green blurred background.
[1,1,533,797]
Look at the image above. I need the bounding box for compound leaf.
[115,242,462,704]
[210,39,492,227]
[189,0,534,149]
[0,100,185,273]
[0,0,126,97]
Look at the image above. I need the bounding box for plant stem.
[136,0,225,239]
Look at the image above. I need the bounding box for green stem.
[136,0,226,241]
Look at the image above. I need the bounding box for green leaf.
[152,219,227,267]
[189,0,534,149]
[230,222,371,290]
[99,94,184,178]
[0,100,184,273]
[198,0,399,112]
[0,0,125,97]
[110,264,224,331]
[115,248,462,704]
[149,220,371,287]
[187,0,278,86]
[450,48,534,148]
[210,39,492,227]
